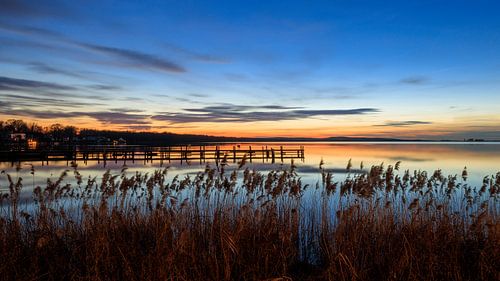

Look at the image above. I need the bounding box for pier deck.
[0,145,305,165]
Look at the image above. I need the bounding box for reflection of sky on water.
[1,142,499,198]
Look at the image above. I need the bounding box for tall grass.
[0,159,498,281]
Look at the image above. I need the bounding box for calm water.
[1,142,499,195]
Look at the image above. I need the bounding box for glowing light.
[27,139,38,149]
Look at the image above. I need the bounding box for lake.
[1,142,499,195]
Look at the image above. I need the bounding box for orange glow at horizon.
[2,113,499,140]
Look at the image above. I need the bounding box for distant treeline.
[0,119,76,141]
[0,119,406,147]
[79,129,236,145]
[0,119,236,146]
[2,119,491,147]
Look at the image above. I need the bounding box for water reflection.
[1,142,499,194]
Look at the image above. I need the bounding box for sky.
[1,0,499,139]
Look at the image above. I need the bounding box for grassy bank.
[0,160,499,280]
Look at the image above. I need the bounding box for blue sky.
[1,0,499,139]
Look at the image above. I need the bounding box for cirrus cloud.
[152,104,379,123]
[375,121,433,127]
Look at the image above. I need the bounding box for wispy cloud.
[78,43,186,73]
[184,105,304,112]
[400,76,430,85]
[85,84,122,91]
[163,43,228,63]
[1,93,151,125]
[375,121,433,127]
[0,76,122,97]
[1,94,104,108]
[1,22,187,74]
[12,61,129,85]
[27,62,85,79]
[0,76,119,101]
[188,93,209,98]
[0,76,76,91]
[117,125,152,131]
[0,21,65,38]
[84,111,151,125]
[1,107,151,125]
[152,104,379,123]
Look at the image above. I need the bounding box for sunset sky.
[1,0,499,139]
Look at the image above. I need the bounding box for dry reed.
[0,160,498,281]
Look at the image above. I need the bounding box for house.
[113,138,127,145]
[10,133,26,142]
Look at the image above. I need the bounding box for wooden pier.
[0,145,305,165]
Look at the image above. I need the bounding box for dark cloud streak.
[152,104,379,123]
[78,43,186,73]
[27,62,85,79]
[375,121,433,127]
[86,84,122,91]
[1,94,104,108]
[1,108,151,125]
[0,76,121,100]
[0,21,65,38]
[1,22,187,74]
[0,76,77,91]
[400,76,429,85]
